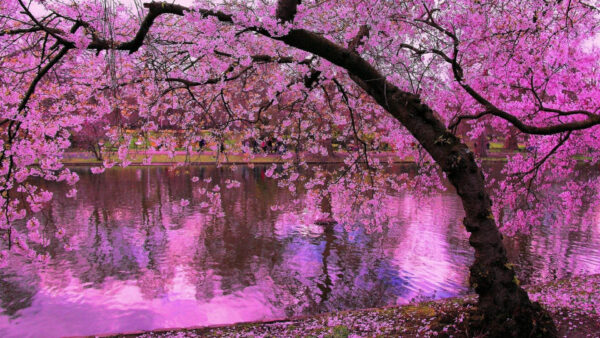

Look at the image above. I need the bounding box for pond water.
[1,165,599,337]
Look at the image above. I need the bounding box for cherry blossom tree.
[1,0,600,335]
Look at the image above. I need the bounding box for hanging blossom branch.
[399,5,600,136]
[162,52,312,95]
[518,131,572,178]
[525,73,598,118]
[332,78,372,170]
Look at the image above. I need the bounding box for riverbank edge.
[93,274,600,337]
[61,150,516,166]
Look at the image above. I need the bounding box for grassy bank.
[101,274,600,337]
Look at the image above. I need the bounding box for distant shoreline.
[61,150,515,166]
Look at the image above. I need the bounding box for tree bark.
[279,29,557,337]
[475,130,488,158]
[504,127,520,151]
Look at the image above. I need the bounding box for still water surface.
[1,165,599,337]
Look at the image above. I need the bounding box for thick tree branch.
[16,1,209,53]
[90,2,190,53]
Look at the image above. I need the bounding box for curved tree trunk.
[354,76,556,337]
[278,30,557,336]
[380,94,555,337]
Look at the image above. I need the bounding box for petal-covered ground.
[107,274,600,337]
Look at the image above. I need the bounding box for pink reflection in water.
[2,266,281,337]
[0,166,598,337]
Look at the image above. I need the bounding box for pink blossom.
[90,166,105,174]
[66,188,77,198]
